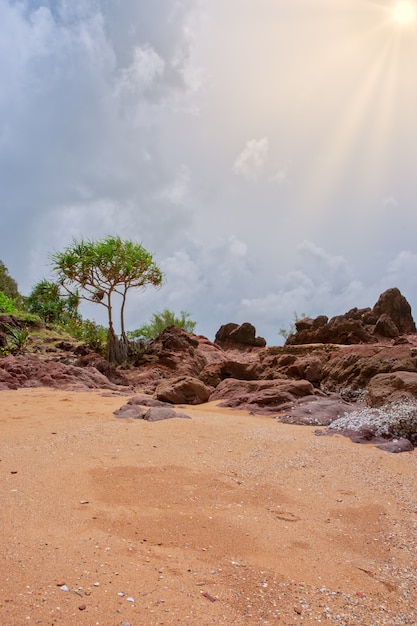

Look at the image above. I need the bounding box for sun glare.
[391,0,417,25]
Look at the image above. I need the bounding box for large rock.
[215,322,266,349]
[372,288,416,335]
[321,345,417,393]
[0,354,121,391]
[286,288,416,345]
[209,377,316,414]
[155,376,212,405]
[367,371,417,407]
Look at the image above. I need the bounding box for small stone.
[126,596,135,602]
[294,605,303,615]
[59,585,69,592]
[79,500,89,505]
[78,604,87,611]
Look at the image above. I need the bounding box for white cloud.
[233,137,269,181]
[116,45,165,95]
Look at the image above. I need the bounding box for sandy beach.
[1,388,417,625]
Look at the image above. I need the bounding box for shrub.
[128,309,196,343]
[63,318,107,356]
[5,324,29,354]
[329,399,417,445]
[0,291,18,314]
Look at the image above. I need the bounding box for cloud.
[116,45,165,95]
[233,137,269,181]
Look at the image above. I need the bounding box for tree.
[25,280,80,325]
[51,236,163,363]
[0,260,19,300]
[127,309,196,343]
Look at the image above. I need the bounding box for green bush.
[63,318,107,355]
[0,291,18,314]
[127,309,196,343]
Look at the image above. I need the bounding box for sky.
[1,0,417,344]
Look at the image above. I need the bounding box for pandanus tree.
[51,236,163,363]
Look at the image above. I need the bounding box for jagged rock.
[372,288,416,335]
[0,354,121,391]
[373,314,399,338]
[155,375,212,405]
[209,377,316,414]
[366,371,417,407]
[287,316,374,346]
[286,288,415,345]
[215,322,266,348]
[321,345,417,392]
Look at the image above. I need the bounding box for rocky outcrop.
[0,354,121,391]
[366,371,417,407]
[215,322,266,349]
[286,288,416,345]
[372,288,416,335]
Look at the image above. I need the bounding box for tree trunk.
[106,327,128,364]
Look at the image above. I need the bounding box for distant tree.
[128,309,196,343]
[0,260,19,300]
[51,236,163,363]
[25,280,80,325]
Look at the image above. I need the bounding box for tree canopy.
[51,236,163,362]
[25,280,80,325]
[0,260,19,300]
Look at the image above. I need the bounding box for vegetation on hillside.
[1,245,196,363]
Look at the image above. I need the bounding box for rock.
[143,407,191,421]
[320,345,417,393]
[199,360,262,388]
[376,439,414,453]
[75,352,130,386]
[278,397,354,426]
[287,316,374,346]
[373,314,399,338]
[367,371,417,407]
[215,322,266,348]
[114,405,147,419]
[372,288,416,335]
[0,354,121,391]
[155,376,212,404]
[209,378,316,414]
[114,403,191,421]
[285,288,416,345]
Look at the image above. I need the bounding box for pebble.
[59,585,69,592]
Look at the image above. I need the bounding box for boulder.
[215,322,266,348]
[209,377,316,414]
[367,371,417,407]
[287,316,374,345]
[155,376,212,405]
[372,288,416,335]
[114,403,191,421]
[373,314,399,338]
[321,345,417,392]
